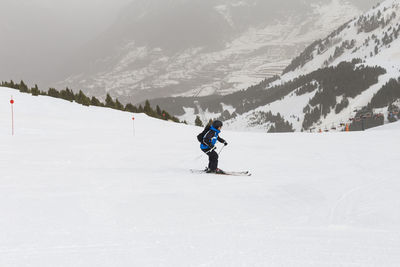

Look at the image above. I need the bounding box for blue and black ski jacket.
[200,126,226,150]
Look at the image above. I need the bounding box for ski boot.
[215,168,225,174]
[206,168,225,174]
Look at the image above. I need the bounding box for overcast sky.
[0,0,132,86]
[0,0,380,88]
[0,0,132,38]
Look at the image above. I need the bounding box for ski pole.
[218,145,226,155]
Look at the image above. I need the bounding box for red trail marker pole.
[10,97,15,136]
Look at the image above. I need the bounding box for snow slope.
[1,87,400,266]
[371,119,400,131]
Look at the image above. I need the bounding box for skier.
[198,120,228,174]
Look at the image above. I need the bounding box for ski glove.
[224,141,228,146]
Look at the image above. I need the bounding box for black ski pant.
[203,149,218,171]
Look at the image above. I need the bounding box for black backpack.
[197,126,210,143]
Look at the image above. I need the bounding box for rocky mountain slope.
[152,0,400,132]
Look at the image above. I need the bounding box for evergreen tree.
[31,84,40,96]
[75,90,91,106]
[195,116,203,127]
[105,94,115,108]
[156,105,162,116]
[369,78,400,108]
[47,88,60,98]
[268,125,276,133]
[19,80,29,93]
[115,99,124,110]
[90,96,102,106]
[125,103,137,113]
[60,88,75,102]
[143,100,152,114]
[9,80,16,89]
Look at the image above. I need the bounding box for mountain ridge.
[149,0,400,132]
[56,0,372,103]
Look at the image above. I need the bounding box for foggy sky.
[0,0,381,89]
[0,0,132,86]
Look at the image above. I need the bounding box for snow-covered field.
[1,87,400,266]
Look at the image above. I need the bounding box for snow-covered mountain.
[55,0,375,104]
[1,85,400,266]
[227,0,400,132]
[152,0,400,132]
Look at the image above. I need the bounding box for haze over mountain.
[150,0,400,132]
[55,0,380,104]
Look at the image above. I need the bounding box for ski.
[190,169,251,176]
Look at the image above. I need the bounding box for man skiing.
[198,120,228,174]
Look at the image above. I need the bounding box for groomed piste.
[1,87,400,266]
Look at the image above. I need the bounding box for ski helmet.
[212,120,223,129]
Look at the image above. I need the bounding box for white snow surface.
[1,87,400,266]
[371,119,400,131]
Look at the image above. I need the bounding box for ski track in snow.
[1,87,400,266]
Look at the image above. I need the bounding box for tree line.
[248,111,294,133]
[1,80,180,123]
